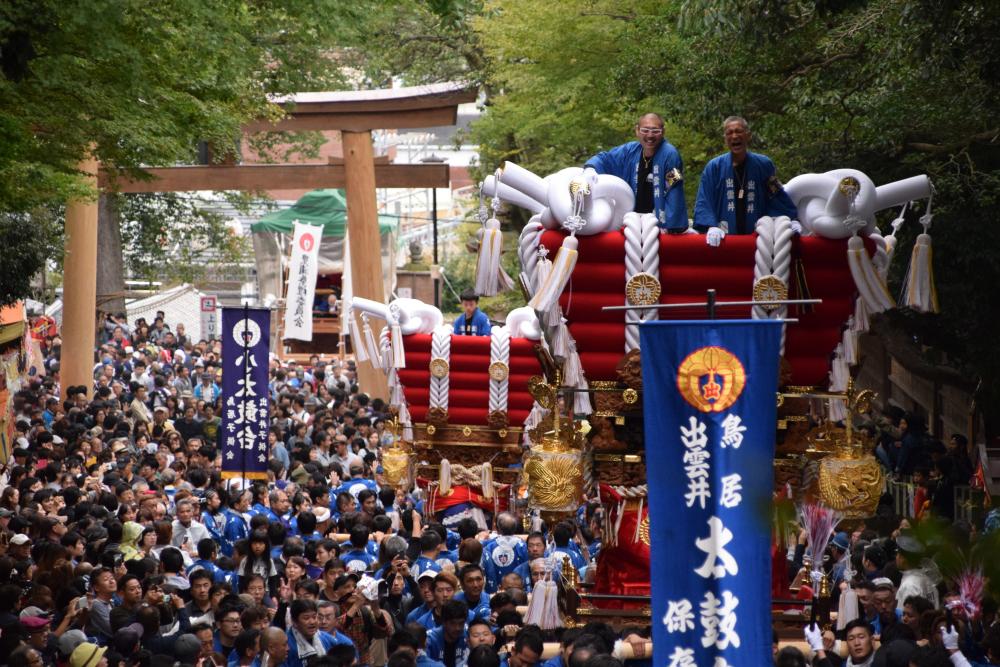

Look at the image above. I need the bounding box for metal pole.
[706,289,717,320]
[432,188,440,308]
[241,303,249,485]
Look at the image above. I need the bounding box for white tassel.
[852,298,870,334]
[361,314,382,370]
[523,572,546,625]
[838,588,860,630]
[847,235,894,313]
[563,343,592,415]
[539,578,562,630]
[550,319,570,359]
[902,209,938,313]
[529,235,578,315]
[481,464,493,500]
[350,310,368,363]
[439,458,452,496]
[842,318,858,365]
[475,218,505,296]
[390,321,406,369]
[828,344,849,422]
[533,246,551,296]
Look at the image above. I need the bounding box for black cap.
[459,289,479,302]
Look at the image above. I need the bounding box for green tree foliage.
[0,0,357,303]
[117,194,250,285]
[468,0,1000,428]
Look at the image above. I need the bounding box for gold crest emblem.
[489,361,509,382]
[625,272,661,306]
[677,346,746,412]
[429,358,450,379]
[752,275,788,312]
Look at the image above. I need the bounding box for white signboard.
[200,296,218,341]
[283,221,322,341]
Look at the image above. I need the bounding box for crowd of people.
[0,312,636,667]
[3,309,1000,667]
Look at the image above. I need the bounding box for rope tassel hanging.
[902,195,939,313]
[529,181,588,315]
[475,170,513,296]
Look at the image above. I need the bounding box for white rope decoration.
[623,213,660,352]
[488,326,511,416]
[752,216,776,320]
[428,326,452,412]
[518,217,544,294]
[361,313,382,371]
[772,216,795,354]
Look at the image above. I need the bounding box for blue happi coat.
[584,140,687,230]
[693,151,797,234]
[452,309,491,336]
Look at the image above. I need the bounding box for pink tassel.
[950,569,985,620]
[797,502,841,577]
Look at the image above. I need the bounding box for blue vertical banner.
[221,307,271,480]
[640,320,781,667]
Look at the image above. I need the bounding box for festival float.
[352,159,936,626]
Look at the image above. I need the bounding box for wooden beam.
[273,84,477,114]
[343,130,389,400]
[243,105,459,133]
[62,155,100,401]
[100,163,450,193]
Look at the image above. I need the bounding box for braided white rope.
[772,216,795,354]
[623,214,642,352]
[610,484,649,498]
[518,217,544,293]
[428,326,451,411]
[639,215,660,311]
[488,326,511,415]
[623,213,660,351]
[752,216,775,320]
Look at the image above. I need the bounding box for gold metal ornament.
[638,514,651,547]
[838,176,861,197]
[489,361,509,382]
[752,275,789,312]
[429,358,450,379]
[665,167,683,188]
[625,272,661,306]
[426,424,437,435]
[676,346,746,413]
[622,388,639,405]
[382,447,412,489]
[528,375,557,410]
[524,452,584,511]
[462,426,472,437]
[818,456,884,517]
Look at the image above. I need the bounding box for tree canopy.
[344,0,1000,426]
[0,0,357,304]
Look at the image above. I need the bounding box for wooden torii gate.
[62,82,476,401]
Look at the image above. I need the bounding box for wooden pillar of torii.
[58,82,475,401]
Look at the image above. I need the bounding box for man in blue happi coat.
[694,115,798,246]
[582,112,688,231]
[452,290,491,336]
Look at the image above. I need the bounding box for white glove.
[804,623,824,653]
[790,220,803,235]
[942,625,960,651]
[683,226,699,235]
[706,227,725,247]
